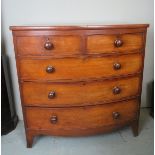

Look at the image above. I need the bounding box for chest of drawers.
[10,24,149,148]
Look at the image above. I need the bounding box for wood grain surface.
[10,24,149,147]
[25,99,139,132]
[22,76,140,107]
[16,35,81,56]
[87,33,143,53]
[18,53,142,81]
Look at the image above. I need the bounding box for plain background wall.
[2,0,154,120]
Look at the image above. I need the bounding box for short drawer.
[18,53,142,81]
[16,35,81,56]
[25,99,139,135]
[87,33,143,54]
[22,76,140,107]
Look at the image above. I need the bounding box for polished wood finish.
[48,91,56,99]
[114,39,123,47]
[50,115,58,124]
[16,36,81,56]
[87,33,143,53]
[18,53,142,81]
[10,24,149,31]
[25,99,138,131]
[44,39,54,50]
[112,112,121,119]
[22,76,140,107]
[113,86,121,95]
[46,66,55,73]
[113,63,121,70]
[10,24,149,148]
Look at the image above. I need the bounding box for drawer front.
[22,76,140,107]
[19,53,142,80]
[16,35,81,56]
[87,33,143,54]
[25,99,139,132]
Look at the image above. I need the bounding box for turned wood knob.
[113,112,120,119]
[44,41,54,50]
[113,87,121,94]
[113,63,121,70]
[50,115,57,124]
[114,39,123,47]
[46,66,55,73]
[48,91,56,99]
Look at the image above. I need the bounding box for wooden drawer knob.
[112,112,120,119]
[44,40,54,50]
[113,87,121,94]
[114,39,123,47]
[50,115,57,124]
[48,91,56,99]
[113,63,121,70]
[46,66,55,73]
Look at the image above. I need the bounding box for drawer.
[25,99,139,135]
[16,35,81,56]
[87,33,143,54]
[18,53,142,81]
[22,76,140,107]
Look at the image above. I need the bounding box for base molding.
[25,121,138,148]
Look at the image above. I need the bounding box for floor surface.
[2,108,154,155]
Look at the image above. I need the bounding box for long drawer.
[18,53,142,81]
[22,76,140,107]
[25,99,139,136]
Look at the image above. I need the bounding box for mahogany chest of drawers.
[10,24,149,148]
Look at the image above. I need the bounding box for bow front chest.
[10,24,149,148]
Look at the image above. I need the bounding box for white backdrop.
[2,0,154,120]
